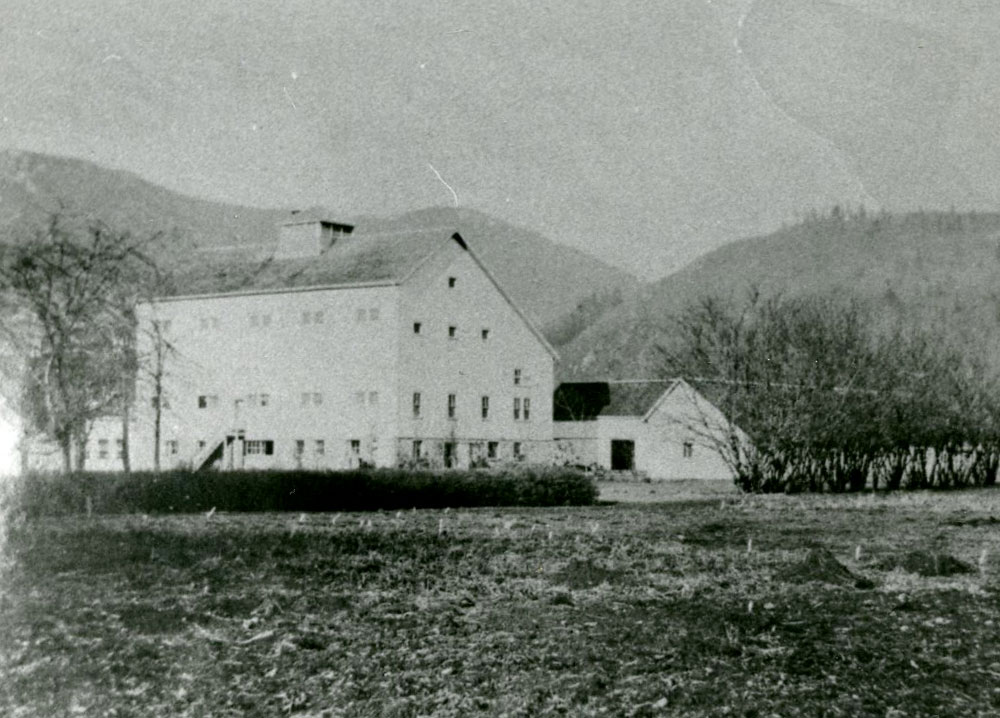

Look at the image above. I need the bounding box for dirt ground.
[4,486,1000,716]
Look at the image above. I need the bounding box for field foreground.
[3,487,1000,716]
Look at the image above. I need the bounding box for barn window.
[413,322,422,334]
[523,397,531,421]
[166,439,179,456]
[513,397,521,420]
[481,328,489,340]
[513,442,522,458]
[314,440,325,456]
[487,441,498,459]
[513,368,522,386]
[448,325,457,339]
[412,392,421,418]
[448,276,456,288]
[412,440,422,459]
[683,441,694,458]
[481,395,490,420]
[447,393,456,419]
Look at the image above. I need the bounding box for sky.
[2,0,1000,281]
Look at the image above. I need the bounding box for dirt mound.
[879,551,973,577]
[554,558,624,589]
[776,548,857,586]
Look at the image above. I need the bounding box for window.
[513,397,521,420]
[245,440,274,456]
[683,441,694,459]
[412,392,421,418]
[448,276,456,288]
[412,440,422,459]
[350,439,361,454]
[448,325,457,339]
[260,394,270,408]
[304,311,323,324]
[487,441,498,459]
[197,395,218,410]
[481,395,489,420]
[368,391,379,406]
[514,368,522,386]
[261,314,271,327]
[295,440,305,456]
[355,308,367,322]
[315,440,325,456]
[197,440,207,451]
[413,322,422,334]
[166,439,179,456]
[447,393,456,419]
[314,311,324,324]
[151,396,170,410]
[98,439,109,459]
[513,442,522,458]
[369,307,380,321]
[302,311,311,325]
[354,390,366,406]
[523,397,531,421]
[481,328,489,340]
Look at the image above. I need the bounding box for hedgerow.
[5,466,598,517]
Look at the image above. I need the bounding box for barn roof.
[554,380,679,420]
[158,227,450,298]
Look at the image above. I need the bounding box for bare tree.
[0,213,158,472]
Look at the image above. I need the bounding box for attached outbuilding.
[552,378,741,480]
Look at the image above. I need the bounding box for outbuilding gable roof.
[554,380,680,420]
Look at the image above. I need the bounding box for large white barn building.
[103,219,557,472]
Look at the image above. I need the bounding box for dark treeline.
[661,290,1000,493]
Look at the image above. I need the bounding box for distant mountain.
[559,210,1000,380]
[0,150,638,340]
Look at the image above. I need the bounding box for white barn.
[553,379,740,480]
[75,219,557,472]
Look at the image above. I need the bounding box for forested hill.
[559,210,1000,380]
[0,150,638,339]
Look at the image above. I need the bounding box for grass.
[3,482,1000,716]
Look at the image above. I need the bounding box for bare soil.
[3,487,1000,716]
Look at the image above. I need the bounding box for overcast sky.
[2,0,999,279]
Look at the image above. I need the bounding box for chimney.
[276,216,355,259]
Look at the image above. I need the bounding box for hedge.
[4,466,599,517]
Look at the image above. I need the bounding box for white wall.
[133,283,400,470]
[396,242,556,468]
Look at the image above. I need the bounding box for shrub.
[8,466,599,517]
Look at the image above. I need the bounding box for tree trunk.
[121,402,131,475]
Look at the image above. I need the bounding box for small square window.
[166,439,178,456]
[448,276,456,288]
[260,394,270,407]
[448,326,457,339]
[294,439,305,456]
[413,322,422,334]
[315,440,325,456]
[198,440,207,451]
[683,441,694,458]
[350,439,361,454]
[514,368,522,386]
[481,328,489,340]
[198,395,208,409]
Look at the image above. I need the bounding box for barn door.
[610,440,635,471]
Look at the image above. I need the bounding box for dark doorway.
[610,440,635,471]
[443,442,457,468]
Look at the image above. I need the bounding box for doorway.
[610,439,635,471]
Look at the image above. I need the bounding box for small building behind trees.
[553,379,740,480]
